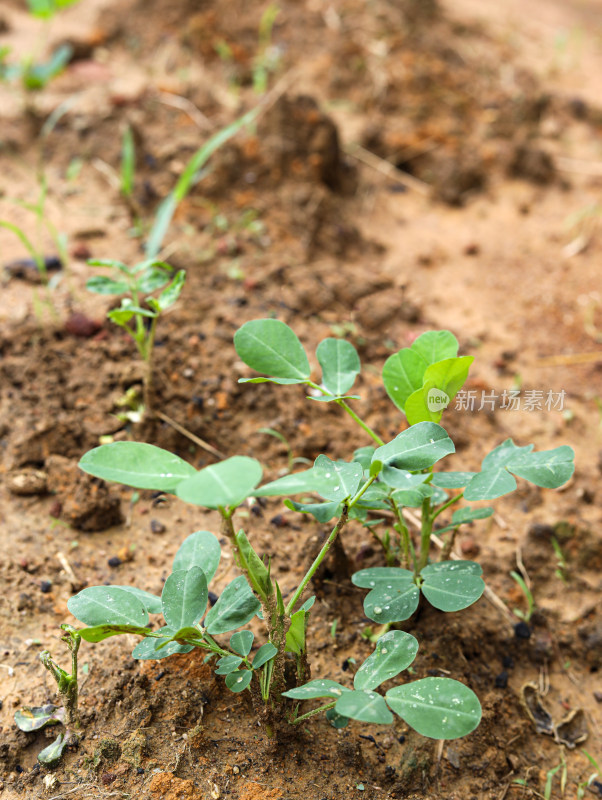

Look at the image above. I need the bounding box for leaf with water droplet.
[354,631,419,691]
[386,678,481,739]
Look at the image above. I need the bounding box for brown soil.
[0,0,601,798]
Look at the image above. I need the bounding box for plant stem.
[285,506,349,615]
[432,491,464,520]
[306,380,384,446]
[392,498,412,570]
[417,497,434,573]
[292,700,337,724]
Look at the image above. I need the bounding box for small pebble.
[208,591,218,606]
[137,767,145,775]
[514,621,532,640]
[150,519,166,534]
[232,765,240,775]
[495,671,508,689]
[39,580,52,594]
[64,313,102,338]
[108,556,121,568]
[593,691,602,703]
[502,655,514,669]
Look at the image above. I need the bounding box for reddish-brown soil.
[0,0,601,798]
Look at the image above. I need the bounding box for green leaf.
[164,626,204,645]
[404,357,473,425]
[431,472,476,489]
[391,483,434,508]
[132,627,193,660]
[136,264,172,293]
[77,624,152,643]
[313,455,363,501]
[146,106,259,258]
[79,442,197,492]
[239,377,308,385]
[326,707,350,728]
[172,531,221,584]
[252,642,278,669]
[354,631,419,691]
[464,468,517,501]
[176,456,262,509]
[205,577,261,635]
[352,568,420,623]
[14,705,64,732]
[373,422,455,471]
[225,669,253,692]
[383,331,459,412]
[435,506,494,534]
[38,733,68,766]
[215,655,243,675]
[335,690,393,725]
[385,678,481,739]
[156,269,186,310]
[308,393,360,403]
[230,630,254,656]
[420,560,482,577]
[381,466,428,490]
[234,529,273,602]
[420,562,485,612]
[234,319,310,380]
[113,587,163,615]
[86,276,129,295]
[482,439,533,470]
[507,446,575,488]
[353,446,375,470]
[284,499,342,523]
[316,338,361,396]
[68,586,149,627]
[161,567,208,630]
[254,468,320,497]
[24,44,72,90]
[282,679,351,700]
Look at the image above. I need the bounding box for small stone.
[208,591,218,606]
[514,621,532,640]
[65,313,102,338]
[502,655,514,669]
[108,556,122,568]
[594,691,602,703]
[39,580,52,594]
[494,671,508,689]
[232,765,240,775]
[460,537,480,557]
[150,519,166,534]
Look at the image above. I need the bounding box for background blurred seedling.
[86,258,186,415]
[253,4,282,94]
[550,536,569,583]
[257,427,311,475]
[510,569,535,623]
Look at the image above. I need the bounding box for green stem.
[285,506,349,615]
[306,381,384,446]
[417,497,434,573]
[292,700,337,724]
[432,491,464,520]
[392,498,412,570]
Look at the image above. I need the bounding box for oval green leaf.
[176,456,262,509]
[354,631,419,691]
[114,586,163,615]
[205,576,261,635]
[314,455,363,501]
[79,442,197,492]
[14,705,64,732]
[507,446,575,488]
[464,468,517,501]
[421,567,485,612]
[215,655,244,675]
[132,627,194,660]
[38,733,68,766]
[172,530,221,583]
[373,422,455,471]
[316,338,361,396]
[386,677,481,739]
[161,567,208,630]
[335,690,393,725]
[252,642,278,669]
[282,679,351,700]
[352,567,420,623]
[230,630,254,656]
[234,319,310,380]
[225,669,253,693]
[68,586,149,627]
[77,623,152,643]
